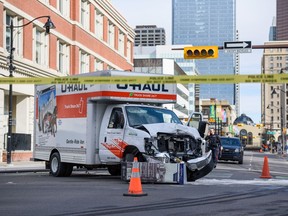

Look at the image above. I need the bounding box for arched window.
[240,129,247,146]
[248,132,253,145]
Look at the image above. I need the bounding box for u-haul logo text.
[116,84,168,92]
[61,84,88,93]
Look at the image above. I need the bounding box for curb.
[0,162,47,173]
[0,168,48,174]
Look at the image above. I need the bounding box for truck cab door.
[99,107,126,163]
[187,112,208,138]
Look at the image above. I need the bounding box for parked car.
[219,137,244,164]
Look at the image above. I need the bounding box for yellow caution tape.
[0,74,287,84]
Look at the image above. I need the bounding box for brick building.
[0,0,135,162]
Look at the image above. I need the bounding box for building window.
[80,0,90,30]
[58,0,70,18]
[80,51,89,73]
[95,58,103,71]
[126,41,131,62]
[247,132,253,145]
[39,0,49,3]
[95,9,103,40]
[269,63,273,69]
[34,28,48,66]
[118,30,125,55]
[58,41,70,74]
[107,65,115,70]
[6,14,23,57]
[108,21,115,48]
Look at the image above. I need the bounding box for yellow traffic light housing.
[256,124,263,129]
[184,46,218,59]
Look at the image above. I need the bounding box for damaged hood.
[141,123,201,139]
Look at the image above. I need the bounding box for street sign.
[223,41,252,53]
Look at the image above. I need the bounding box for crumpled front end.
[144,132,206,162]
[142,123,214,181]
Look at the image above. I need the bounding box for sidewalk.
[0,161,47,173]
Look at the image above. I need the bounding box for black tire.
[63,163,73,177]
[123,146,146,162]
[50,152,67,177]
[107,165,121,176]
[123,153,134,162]
[238,157,243,164]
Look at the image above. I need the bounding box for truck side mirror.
[198,121,209,138]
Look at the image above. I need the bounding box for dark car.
[219,137,244,164]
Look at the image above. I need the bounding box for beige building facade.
[261,41,288,146]
[199,99,236,136]
[200,99,264,149]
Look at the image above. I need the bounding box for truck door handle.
[104,137,107,142]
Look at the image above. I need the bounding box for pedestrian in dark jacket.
[205,128,221,167]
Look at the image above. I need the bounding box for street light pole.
[280,67,287,153]
[7,19,14,164]
[6,16,55,164]
[280,101,284,153]
[214,104,217,134]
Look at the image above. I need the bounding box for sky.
[110,0,276,123]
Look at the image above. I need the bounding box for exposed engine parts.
[144,133,204,163]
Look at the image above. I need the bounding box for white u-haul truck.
[33,71,213,183]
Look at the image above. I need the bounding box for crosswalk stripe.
[190,178,288,186]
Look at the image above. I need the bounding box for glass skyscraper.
[172,0,237,106]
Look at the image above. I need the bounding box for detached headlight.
[235,148,240,153]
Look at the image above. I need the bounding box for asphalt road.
[0,151,287,216]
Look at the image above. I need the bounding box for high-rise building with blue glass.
[172,0,237,110]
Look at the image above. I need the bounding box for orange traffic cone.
[260,156,272,179]
[123,157,147,197]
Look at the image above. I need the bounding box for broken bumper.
[186,150,212,171]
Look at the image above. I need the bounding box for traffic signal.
[256,124,263,129]
[184,46,218,59]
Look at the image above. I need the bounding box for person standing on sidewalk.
[205,128,221,167]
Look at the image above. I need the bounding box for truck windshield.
[125,106,182,127]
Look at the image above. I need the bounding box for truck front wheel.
[50,152,67,177]
[123,146,146,162]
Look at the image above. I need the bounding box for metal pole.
[281,106,284,154]
[214,104,217,133]
[7,20,14,164]
[280,85,285,154]
[4,16,54,164]
[217,117,220,135]
[172,43,288,51]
